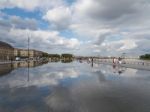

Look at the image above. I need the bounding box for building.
[0,41,14,61]
[14,49,44,59]
[0,41,48,61]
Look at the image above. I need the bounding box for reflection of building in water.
[13,61,48,68]
[0,64,14,76]
[14,48,44,59]
[0,41,14,61]
[0,61,48,76]
[0,41,48,61]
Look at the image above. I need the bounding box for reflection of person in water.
[112,64,126,74]
[118,69,123,74]
[91,57,94,67]
[79,59,82,63]
[112,64,117,73]
[118,66,126,75]
[113,64,116,69]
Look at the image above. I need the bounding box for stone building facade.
[14,49,44,59]
[0,41,14,61]
[0,41,47,61]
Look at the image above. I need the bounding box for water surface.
[0,61,150,112]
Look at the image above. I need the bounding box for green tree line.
[48,54,74,59]
[140,54,150,60]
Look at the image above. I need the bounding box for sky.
[0,0,150,56]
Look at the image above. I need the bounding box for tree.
[140,54,150,60]
[42,53,49,57]
[49,54,60,58]
[61,54,73,58]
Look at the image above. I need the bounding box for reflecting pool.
[0,61,150,112]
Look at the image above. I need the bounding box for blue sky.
[1,8,50,30]
[0,0,150,56]
[2,8,41,19]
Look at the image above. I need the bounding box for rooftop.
[0,41,13,49]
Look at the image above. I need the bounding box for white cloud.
[0,27,80,53]
[10,16,38,30]
[118,39,137,51]
[43,6,72,29]
[0,0,39,11]
[0,0,150,56]
[0,0,64,11]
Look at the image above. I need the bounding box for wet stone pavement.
[0,61,150,112]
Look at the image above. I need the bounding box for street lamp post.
[28,36,30,60]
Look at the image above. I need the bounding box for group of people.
[113,57,122,65]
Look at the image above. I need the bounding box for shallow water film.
[0,61,150,112]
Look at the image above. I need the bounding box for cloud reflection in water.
[0,61,150,112]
